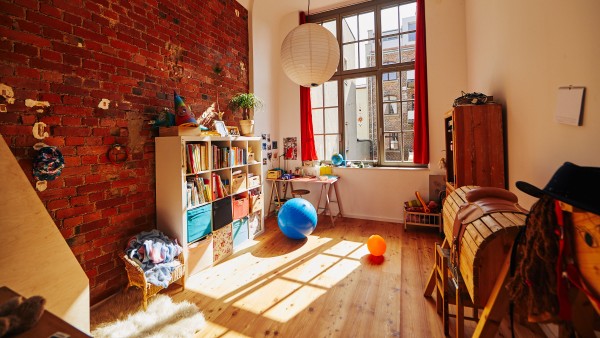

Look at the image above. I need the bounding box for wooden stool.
[292,189,310,198]
[434,243,478,337]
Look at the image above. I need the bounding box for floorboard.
[93,215,553,337]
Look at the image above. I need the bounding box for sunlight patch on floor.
[322,240,363,256]
[311,258,361,288]
[233,278,303,315]
[282,254,339,282]
[198,321,251,338]
[263,284,327,322]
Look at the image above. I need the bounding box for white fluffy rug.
[92,294,206,338]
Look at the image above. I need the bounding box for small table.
[0,286,91,338]
[267,176,344,225]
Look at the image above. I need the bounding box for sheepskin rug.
[92,294,206,338]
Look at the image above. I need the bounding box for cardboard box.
[231,173,247,194]
[232,196,249,219]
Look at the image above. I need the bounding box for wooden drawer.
[248,175,260,188]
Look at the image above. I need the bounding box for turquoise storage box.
[233,217,249,248]
[187,204,212,242]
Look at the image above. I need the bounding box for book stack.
[186,176,212,208]
[186,143,209,173]
[211,173,229,200]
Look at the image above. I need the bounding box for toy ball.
[367,235,387,256]
[277,198,318,239]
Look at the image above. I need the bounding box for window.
[309,0,419,166]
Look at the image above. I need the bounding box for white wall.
[464,0,600,209]
[248,0,467,222]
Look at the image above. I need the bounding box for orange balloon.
[367,235,386,256]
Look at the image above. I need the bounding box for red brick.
[63,216,83,229]
[62,95,82,105]
[71,195,89,206]
[14,43,38,57]
[39,4,62,18]
[55,205,95,219]
[63,12,82,26]
[1,2,26,18]
[47,198,69,210]
[40,69,63,82]
[14,0,39,10]
[80,218,109,234]
[26,11,72,33]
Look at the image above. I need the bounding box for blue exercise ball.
[277,198,318,239]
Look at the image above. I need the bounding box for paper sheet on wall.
[555,86,585,126]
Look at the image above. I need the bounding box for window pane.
[312,108,324,134]
[381,35,400,64]
[358,12,374,40]
[344,76,377,161]
[342,15,357,43]
[310,84,323,108]
[324,107,339,133]
[324,81,338,107]
[323,20,337,38]
[402,101,415,130]
[381,6,398,34]
[314,135,325,160]
[382,73,401,99]
[400,32,415,63]
[325,135,339,160]
[359,40,375,68]
[402,131,414,161]
[383,113,401,133]
[399,3,416,32]
[342,43,358,70]
[384,133,402,162]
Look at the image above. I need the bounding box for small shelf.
[404,207,441,232]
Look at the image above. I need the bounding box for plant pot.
[239,120,255,136]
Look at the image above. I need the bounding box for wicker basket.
[121,253,186,309]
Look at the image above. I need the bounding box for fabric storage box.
[213,223,232,262]
[250,194,263,213]
[186,204,212,242]
[187,235,213,276]
[248,175,260,188]
[248,211,262,237]
[212,197,233,231]
[231,173,247,194]
[233,217,249,248]
[232,196,249,219]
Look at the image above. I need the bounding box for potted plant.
[230,93,262,136]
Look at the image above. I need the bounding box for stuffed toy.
[0,295,46,337]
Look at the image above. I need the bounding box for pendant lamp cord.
[307,0,311,16]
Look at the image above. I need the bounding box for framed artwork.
[213,120,228,137]
[226,126,240,136]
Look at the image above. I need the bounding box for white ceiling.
[237,0,369,15]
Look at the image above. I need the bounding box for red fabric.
[413,0,429,164]
[299,11,318,161]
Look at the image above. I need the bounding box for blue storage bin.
[233,217,249,248]
[187,204,212,242]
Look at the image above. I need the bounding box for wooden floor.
[170,216,469,338]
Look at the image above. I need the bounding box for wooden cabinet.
[444,103,506,192]
[155,136,263,278]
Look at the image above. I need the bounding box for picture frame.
[213,120,228,137]
[226,126,240,136]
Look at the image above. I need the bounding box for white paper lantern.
[280,23,340,87]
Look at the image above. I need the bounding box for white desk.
[267,176,343,225]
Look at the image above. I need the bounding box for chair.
[434,243,478,336]
[121,253,186,309]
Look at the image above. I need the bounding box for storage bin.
[247,175,261,188]
[231,173,247,194]
[212,197,233,231]
[186,204,212,242]
[187,235,213,276]
[233,217,249,248]
[248,211,262,237]
[250,194,263,213]
[232,196,249,219]
[213,223,232,262]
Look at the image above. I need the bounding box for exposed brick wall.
[0,0,249,304]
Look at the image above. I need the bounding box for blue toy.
[277,198,318,239]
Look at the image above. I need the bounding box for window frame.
[308,0,422,167]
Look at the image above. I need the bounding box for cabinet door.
[453,104,505,188]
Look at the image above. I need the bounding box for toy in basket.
[122,230,186,309]
[404,191,442,231]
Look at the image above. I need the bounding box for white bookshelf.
[155,136,263,278]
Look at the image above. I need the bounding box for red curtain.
[413,0,429,164]
[299,11,318,161]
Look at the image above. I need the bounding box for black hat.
[516,162,600,215]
